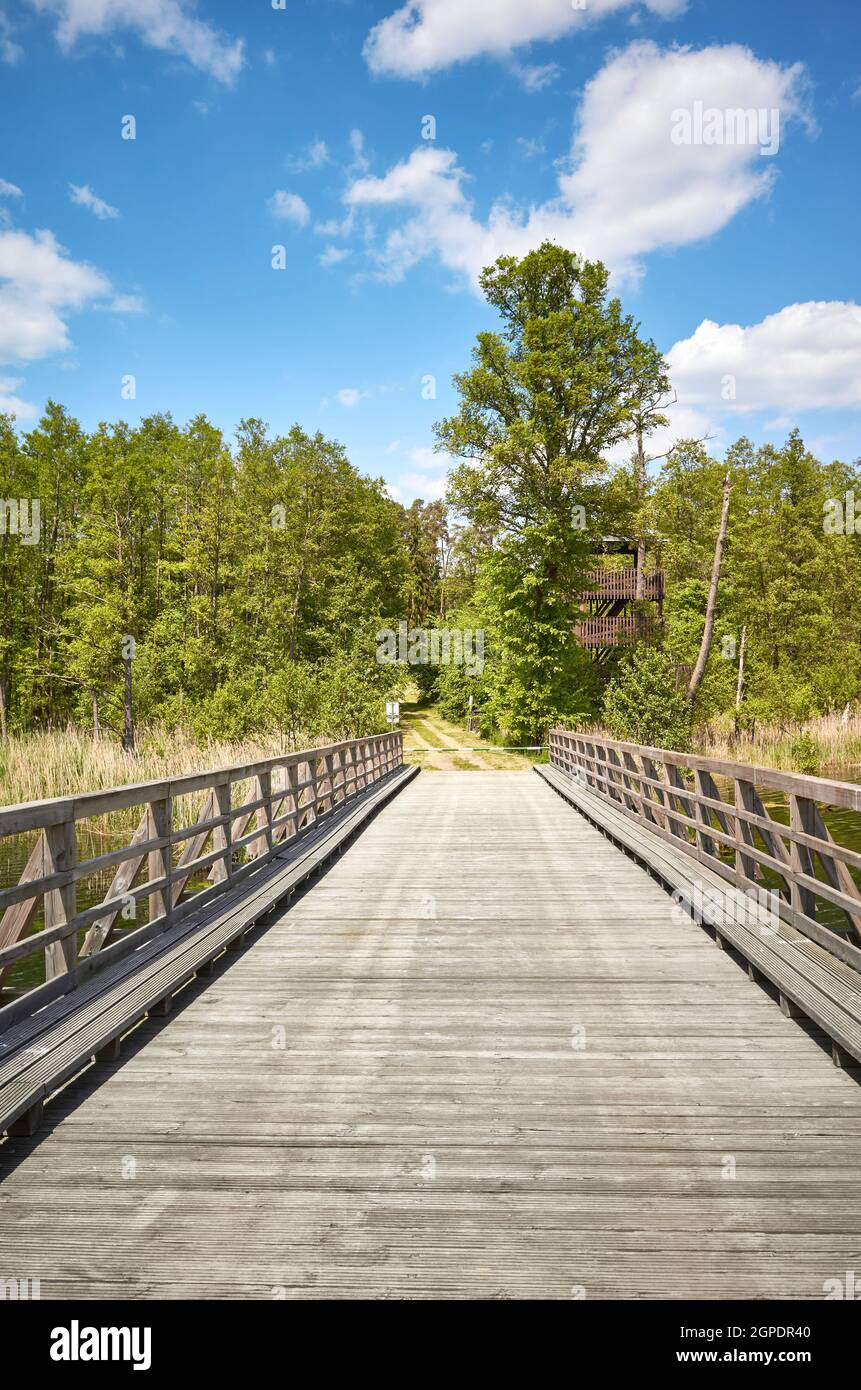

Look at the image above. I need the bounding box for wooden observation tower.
[574,537,665,663]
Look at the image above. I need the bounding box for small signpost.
[385,700,400,727]
[466,693,476,734]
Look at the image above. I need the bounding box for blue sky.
[0,0,859,501]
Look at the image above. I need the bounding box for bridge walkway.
[1,770,859,1298]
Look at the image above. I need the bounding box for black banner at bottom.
[2,1296,856,1375]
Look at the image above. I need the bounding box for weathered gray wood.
[148,797,172,923]
[549,730,861,811]
[43,816,77,981]
[2,734,405,996]
[0,764,418,1134]
[80,809,151,957]
[0,831,46,986]
[790,795,818,923]
[1,769,859,1301]
[808,802,861,940]
[550,730,861,955]
[539,762,861,1062]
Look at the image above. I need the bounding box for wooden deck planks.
[1,769,860,1299]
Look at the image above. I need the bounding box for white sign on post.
[385,701,400,725]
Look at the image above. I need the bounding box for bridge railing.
[0,731,403,1018]
[549,729,861,970]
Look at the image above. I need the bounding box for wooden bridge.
[1,730,860,1299]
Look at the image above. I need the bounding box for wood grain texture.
[1,771,859,1300]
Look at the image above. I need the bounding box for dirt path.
[401,704,536,772]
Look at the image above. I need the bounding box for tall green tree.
[438,242,669,740]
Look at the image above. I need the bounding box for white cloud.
[0,227,111,362]
[267,189,310,227]
[386,444,453,503]
[335,387,369,408]
[607,400,721,470]
[0,179,24,200]
[607,301,861,467]
[0,12,23,64]
[346,43,811,289]
[314,210,355,239]
[349,129,370,174]
[319,245,350,268]
[399,471,447,501]
[31,0,244,84]
[69,183,120,220]
[108,292,145,313]
[511,61,560,93]
[666,301,861,413]
[516,136,545,159]
[406,445,451,472]
[364,0,686,78]
[287,140,329,174]
[0,376,37,421]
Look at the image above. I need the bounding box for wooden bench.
[0,762,418,1140]
[536,762,861,1070]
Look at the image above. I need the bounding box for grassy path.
[401,702,538,771]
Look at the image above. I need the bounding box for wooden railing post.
[663,763,690,841]
[285,763,299,837]
[693,769,715,857]
[789,794,817,922]
[332,751,343,808]
[212,776,232,884]
[44,814,77,981]
[345,745,356,799]
[253,771,274,857]
[147,795,172,923]
[734,778,759,890]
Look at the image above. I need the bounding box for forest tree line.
[1,242,860,753]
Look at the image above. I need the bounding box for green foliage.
[440,243,669,537]
[789,731,820,775]
[651,429,861,729]
[0,406,409,745]
[437,243,667,743]
[475,533,600,743]
[3,249,860,761]
[602,646,693,750]
[433,607,492,729]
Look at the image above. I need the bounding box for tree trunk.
[92,692,100,741]
[0,678,6,740]
[288,558,306,662]
[686,469,732,705]
[634,422,646,601]
[735,625,747,709]
[122,651,135,751]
